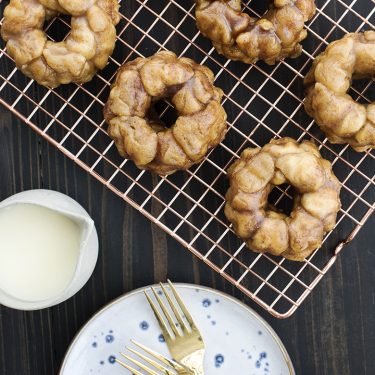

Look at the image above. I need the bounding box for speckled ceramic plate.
[60,284,294,375]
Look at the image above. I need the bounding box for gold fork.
[145,281,205,375]
[116,339,193,375]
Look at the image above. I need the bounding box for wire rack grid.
[0,0,374,318]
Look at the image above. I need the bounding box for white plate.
[60,284,294,375]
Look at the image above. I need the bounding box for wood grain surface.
[0,105,374,375]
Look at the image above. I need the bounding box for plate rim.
[59,283,295,375]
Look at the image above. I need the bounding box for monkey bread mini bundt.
[225,138,341,261]
[195,0,316,65]
[1,0,120,88]
[305,32,375,152]
[104,51,227,175]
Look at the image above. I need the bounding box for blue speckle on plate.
[157,290,163,296]
[140,321,149,330]
[158,334,165,343]
[214,354,224,368]
[256,360,261,368]
[260,352,267,359]
[202,298,211,307]
[258,330,263,335]
[211,321,216,326]
[92,342,97,348]
[109,330,113,334]
[100,361,104,365]
[225,332,229,336]
[215,299,220,303]
[105,334,114,343]
[108,355,116,364]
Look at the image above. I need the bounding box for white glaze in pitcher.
[0,189,98,310]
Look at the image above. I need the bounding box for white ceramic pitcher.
[0,189,99,310]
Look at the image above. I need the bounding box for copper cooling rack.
[0,0,374,318]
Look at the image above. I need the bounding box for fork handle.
[180,366,203,375]
[180,349,205,375]
[192,368,204,375]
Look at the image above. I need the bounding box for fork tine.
[167,280,196,329]
[131,340,187,371]
[116,358,143,375]
[160,283,189,332]
[120,353,162,375]
[144,291,173,340]
[126,346,173,374]
[151,286,181,338]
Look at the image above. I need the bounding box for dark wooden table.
[0,105,374,375]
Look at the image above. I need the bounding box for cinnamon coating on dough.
[1,0,120,87]
[225,138,341,261]
[195,0,316,64]
[305,32,375,152]
[104,51,227,175]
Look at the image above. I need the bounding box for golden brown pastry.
[304,32,375,152]
[225,138,341,261]
[1,0,120,88]
[195,0,316,64]
[104,51,227,175]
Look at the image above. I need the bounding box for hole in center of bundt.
[246,0,269,17]
[150,100,179,129]
[44,14,72,43]
[267,184,295,216]
[348,78,375,104]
